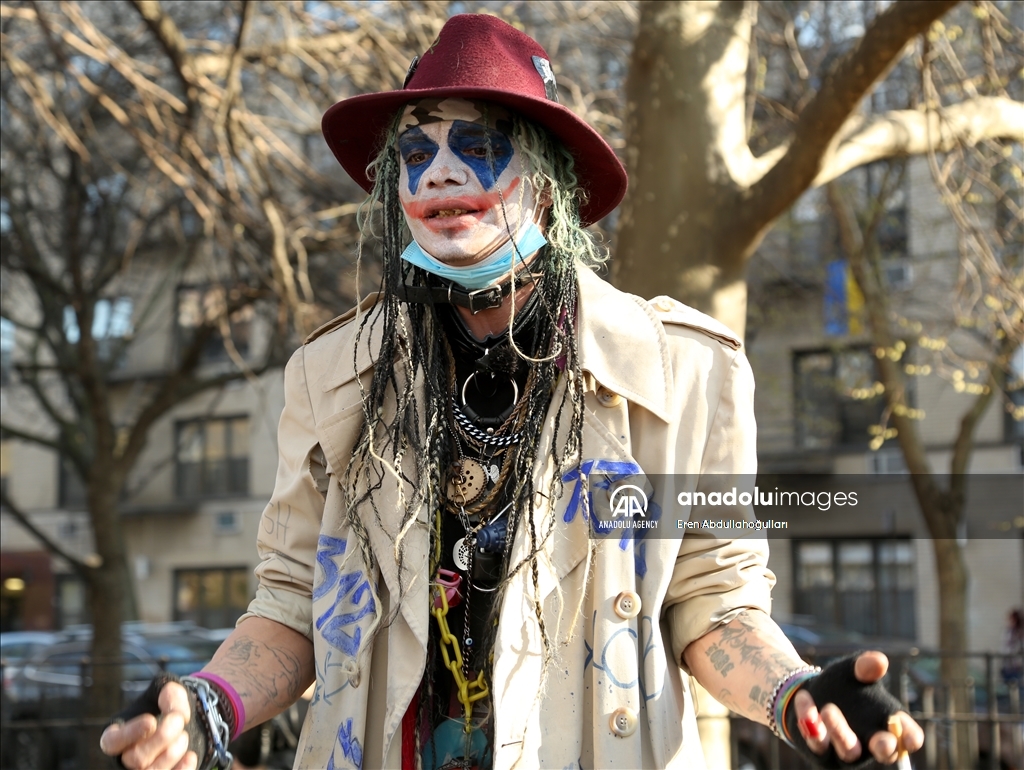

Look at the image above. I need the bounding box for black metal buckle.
[465,285,505,313]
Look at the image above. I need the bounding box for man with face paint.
[102,14,923,770]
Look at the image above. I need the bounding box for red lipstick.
[401,178,521,222]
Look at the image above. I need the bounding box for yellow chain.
[431,581,490,729]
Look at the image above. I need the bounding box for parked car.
[3,638,163,770]
[0,628,305,770]
[0,631,61,699]
[130,632,221,677]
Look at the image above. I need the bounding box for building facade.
[746,154,1023,654]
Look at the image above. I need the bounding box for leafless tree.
[614,0,1021,337]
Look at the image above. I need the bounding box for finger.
[896,711,925,754]
[792,689,828,753]
[148,731,190,770]
[122,710,186,770]
[99,715,158,757]
[868,729,898,764]
[820,702,863,763]
[854,650,889,683]
[158,682,192,723]
[170,750,199,770]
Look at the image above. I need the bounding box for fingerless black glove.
[784,653,903,770]
[110,672,234,770]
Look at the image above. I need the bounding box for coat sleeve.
[238,346,324,639]
[663,347,776,668]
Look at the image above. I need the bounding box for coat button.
[655,297,674,312]
[609,707,638,737]
[596,387,622,407]
[613,591,642,619]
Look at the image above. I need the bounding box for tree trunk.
[84,483,135,769]
[613,0,754,336]
[932,536,973,770]
[836,183,978,770]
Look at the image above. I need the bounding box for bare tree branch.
[0,492,88,573]
[808,95,1024,187]
[129,0,198,104]
[743,0,960,232]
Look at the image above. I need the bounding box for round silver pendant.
[453,537,471,571]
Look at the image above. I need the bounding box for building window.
[995,147,1023,266]
[1008,344,1024,443]
[793,539,916,639]
[0,317,14,385]
[55,573,89,629]
[0,435,9,502]
[176,285,253,364]
[63,297,133,366]
[59,456,88,510]
[864,160,908,260]
[794,347,889,449]
[175,416,249,499]
[173,567,250,629]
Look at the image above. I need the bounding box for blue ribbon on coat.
[561,459,643,525]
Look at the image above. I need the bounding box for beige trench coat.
[241,266,775,769]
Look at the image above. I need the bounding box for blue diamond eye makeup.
[398,127,440,195]
[445,121,514,192]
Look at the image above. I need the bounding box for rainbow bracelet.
[767,666,820,747]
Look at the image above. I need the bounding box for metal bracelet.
[766,665,820,741]
[181,676,234,770]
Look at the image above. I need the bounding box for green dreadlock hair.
[340,105,604,693]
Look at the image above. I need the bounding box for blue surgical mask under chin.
[400,221,548,290]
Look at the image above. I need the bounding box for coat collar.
[575,265,674,423]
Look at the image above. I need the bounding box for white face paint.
[397,98,539,265]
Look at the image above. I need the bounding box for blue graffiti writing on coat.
[326,717,363,770]
[313,535,376,655]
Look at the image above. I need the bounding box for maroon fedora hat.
[321,13,626,226]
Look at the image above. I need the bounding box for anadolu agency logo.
[596,481,659,531]
[609,484,648,518]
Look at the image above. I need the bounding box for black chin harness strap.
[397,269,542,314]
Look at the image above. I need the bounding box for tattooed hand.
[684,614,923,767]
[99,618,314,770]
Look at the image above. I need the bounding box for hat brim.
[321,86,626,227]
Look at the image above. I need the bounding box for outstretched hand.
[791,651,923,766]
[99,680,197,770]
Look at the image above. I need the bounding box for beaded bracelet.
[766,665,821,746]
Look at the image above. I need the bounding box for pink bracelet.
[191,671,246,741]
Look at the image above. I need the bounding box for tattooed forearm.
[717,612,798,685]
[749,684,769,709]
[204,617,315,731]
[219,636,304,709]
[683,609,806,724]
[706,642,735,677]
